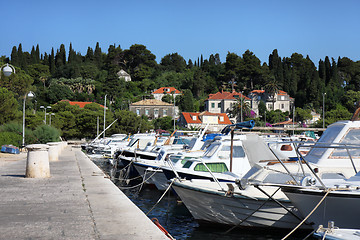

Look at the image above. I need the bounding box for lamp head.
[2,64,15,77]
[27,91,35,98]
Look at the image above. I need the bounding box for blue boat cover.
[221,120,255,135]
[1,145,20,154]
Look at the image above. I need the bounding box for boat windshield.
[156,150,166,161]
[218,145,245,159]
[331,128,360,158]
[307,124,344,158]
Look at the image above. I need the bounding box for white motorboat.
[171,119,360,229]
[281,170,360,230]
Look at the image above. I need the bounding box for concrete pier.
[0,147,168,240]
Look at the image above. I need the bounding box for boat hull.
[283,188,360,229]
[172,182,311,229]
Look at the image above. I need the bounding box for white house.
[117,69,131,82]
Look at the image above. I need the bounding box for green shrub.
[0,131,22,147]
[33,125,61,143]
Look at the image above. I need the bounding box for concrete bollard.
[47,142,59,161]
[25,144,50,178]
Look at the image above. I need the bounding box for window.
[204,144,220,157]
[182,161,193,168]
[163,109,167,116]
[194,162,229,173]
[211,103,215,108]
[219,116,224,122]
[192,116,197,121]
[145,109,149,115]
[136,109,140,116]
[218,145,246,159]
[218,103,221,108]
[280,96,285,100]
[281,104,285,109]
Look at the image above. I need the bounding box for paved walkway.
[0,146,168,240]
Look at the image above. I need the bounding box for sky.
[1,0,360,65]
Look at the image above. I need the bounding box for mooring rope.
[282,188,332,240]
[146,179,175,216]
[117,166,162,190]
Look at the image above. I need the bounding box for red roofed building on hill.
[205,90,251,121]
[152,87,182,101]
[178,111,232,132]
[60,100,107,109]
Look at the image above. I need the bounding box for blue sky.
[1,0,360,64]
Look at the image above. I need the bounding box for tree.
[295,107,312,123]
[265,75,280,110]
[229,97,252,122]
[152,116,173,132]
[55,44,66,68]
[239,50,263,89]
[0,88,19,124]
[160,53,186,72]
[178,89,194,112]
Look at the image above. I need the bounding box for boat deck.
[0,146,168,240]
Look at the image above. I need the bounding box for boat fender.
[151,218,175,240]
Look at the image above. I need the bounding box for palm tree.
[265,75,281,110]
[229,97,251,122]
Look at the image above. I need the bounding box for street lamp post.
[173,93,176,132]
[322,93,326,129]
[103,95,107,138]
[46,113,55,125]
[40,106,52,124]
[22,91,35,147]
[240,92,243,122]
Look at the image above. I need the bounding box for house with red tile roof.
[205,90,251,122]
[60,100,106,109]
[178,111,232,132]
[249,89,294,116]
[151,87,182,101]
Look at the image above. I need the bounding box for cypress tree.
[10,46,18,66]
[49,48,56,75]
[324,56,331,85]
[85,47,94,63]
[35,44,40,63]
[17,43,26,69]
[55,44,66,68]
[68,42,76,64]
[94,42,102,68]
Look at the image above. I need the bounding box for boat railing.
[266,141,360,189]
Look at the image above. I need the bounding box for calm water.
[92,157,315,240]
